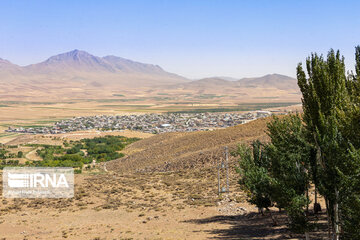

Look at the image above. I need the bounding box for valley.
[0,118,326,240]
[0,50,305,239]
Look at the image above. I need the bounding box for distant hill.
[0,58,23,76]
[238,74,298,90]
[214,76,239,81]
[167,77,239,90]
[167,74,298,91]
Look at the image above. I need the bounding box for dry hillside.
[106,118,271,173]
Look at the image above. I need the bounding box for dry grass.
[0,167,327,240]
[106,118,271,173]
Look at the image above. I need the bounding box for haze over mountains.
[171,74,297,91]
[0,50,185,86]
[0,50,300,101]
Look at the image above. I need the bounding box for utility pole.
[225,146,229,193]
[217,159,221,195]
[217,146,230,196]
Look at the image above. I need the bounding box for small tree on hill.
[235,141,273,214]
[266,114,312,238]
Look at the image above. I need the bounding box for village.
[6,111,273,134]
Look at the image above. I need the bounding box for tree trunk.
[259,207,264,215]
[325,198,332,239]
[305,232,310,240]
[306,188,309,213]
[266,208,278,226]
[333,188,340,240]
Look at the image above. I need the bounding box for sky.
[1,0,360,79]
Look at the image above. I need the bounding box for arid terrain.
[0,118,328,240]
[0,50,309,239]
[0,170,327,240]
[2,0,356,238]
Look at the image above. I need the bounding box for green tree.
[266,114,312,238]
[235,141,273,214]
[297,47,360,239]
[236,118,313,239]
[17,151,23,158]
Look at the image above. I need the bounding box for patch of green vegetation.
[0,104,9,107]
[0,132,20,139]
[0,146,24,169]
[172,102,201,105]
[253,97,280,99]
[0,119,60,128]
[95,98,144,102]
[0,101,56,105]
[197,94,224,99]
[100,104,152,108]
[0,148,9,159]
[151,97,174,101]
[24,136,139,169]
[168,102,300,113]
[31,107,67,110]
[94,99,138,103]
[34,119,64,124]
[0,160,20,169]
[112,94,125,97]
[32,106,92,111]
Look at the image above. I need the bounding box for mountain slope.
[239,74,298,90]
[25,50,116,74]
[166,74,298,91]
[0,58,23,76]
[166,77,239,90]
[0,50,187,87]
[103,55,163,74]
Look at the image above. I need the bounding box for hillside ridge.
[106,117,271,173]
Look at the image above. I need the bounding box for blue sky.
[1,0,359,79]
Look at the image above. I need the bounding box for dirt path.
[25,147,42,161]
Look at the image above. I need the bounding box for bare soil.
[0,168,327,240]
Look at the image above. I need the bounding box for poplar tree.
[236,141,273,214]
[297,49,354,239]
[237,115,312,239]
[237,47,360,239]
[338,46,360,239]
[266,114,312,237]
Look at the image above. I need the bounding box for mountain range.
[0,50,300,101]
[170,74,297,91]
[0,49,185,87]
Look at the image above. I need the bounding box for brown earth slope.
[106,117,271,173]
